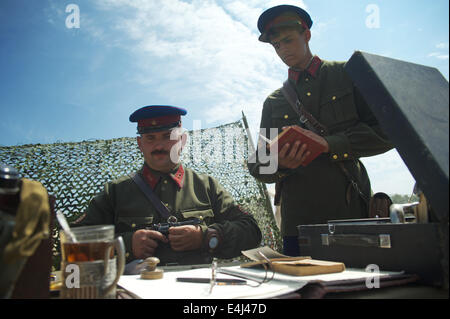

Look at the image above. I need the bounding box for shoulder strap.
[129,172,171,220]
[281,80,329,136]
[338,162,369,206]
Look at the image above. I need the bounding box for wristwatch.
[204,228,221,253]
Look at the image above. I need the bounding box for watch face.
[208,236,219,249]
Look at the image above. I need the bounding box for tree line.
[389,194,419,204]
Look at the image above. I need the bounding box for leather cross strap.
[129,172,171,220]
[281,80,329,136]
[280,79,369,206]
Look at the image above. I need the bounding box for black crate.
[298,221,448,286]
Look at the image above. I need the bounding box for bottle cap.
[0,163,20,194]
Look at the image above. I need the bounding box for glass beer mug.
[60,225,125,299]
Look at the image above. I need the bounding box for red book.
[268,126,327,166]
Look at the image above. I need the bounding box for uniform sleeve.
[74,183,135,263]
[324,85,394,162]
[207,177,262,259]
[247,98,293,184]
[75,184,114,226]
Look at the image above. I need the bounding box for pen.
[258,134,271,144]
[176,277,247,285]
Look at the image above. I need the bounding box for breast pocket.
[319,88,358,128]
[180,208,214,225]
[116,216,154,233]
[270,106,299,133]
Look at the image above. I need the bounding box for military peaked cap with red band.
[257,5,313,43]
[129,105,187,134]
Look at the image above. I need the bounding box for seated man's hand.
[168,225,203,251]
[132,229,168,259]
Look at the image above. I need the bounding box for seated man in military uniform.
[77,105,262,265]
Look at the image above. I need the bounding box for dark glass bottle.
[0,163,21,215]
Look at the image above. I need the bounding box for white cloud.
[428,52,449,60]
[361,149,416,195]
[222,1,263,31]
[428,42,449,60]
[436,42,449,49]
[87,0,296,134]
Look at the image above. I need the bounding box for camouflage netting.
[0,118,281,268]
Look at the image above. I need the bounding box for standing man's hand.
[276,126,329,169]
[277,140,310,169]
[168,225,203,251]
[132,229,168,259]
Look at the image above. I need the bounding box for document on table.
[117,265,404,299]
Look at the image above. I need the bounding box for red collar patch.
[142,165,160,189]
[288,55,322,82]
[142,164,185,189]
[170,164,185,189]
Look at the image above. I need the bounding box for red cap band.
[138,115,181,129]
[264,13,308,33]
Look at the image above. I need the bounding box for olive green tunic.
[77,164,262,265]
[248,57,393,237]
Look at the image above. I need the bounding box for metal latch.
[321,233,391,248]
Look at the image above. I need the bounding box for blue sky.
[0,0,448,195]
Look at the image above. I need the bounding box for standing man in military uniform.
[248,5,393,256]
[77,105,262,265]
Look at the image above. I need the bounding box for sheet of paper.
[118,266,305,299]
[222,266,403,283]
[118,265,403,299]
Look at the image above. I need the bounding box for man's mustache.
[151,150,169,155]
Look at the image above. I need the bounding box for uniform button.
[163,180,168,184]
[164,203,169,207]
[131,223,136,228]
[332,96,337,100]
[126,252,130,258]
[306,92,311,96]
[305,78,309,82]
[344,153,348,158]
[332,154,338,160]
[284,114,289,119]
